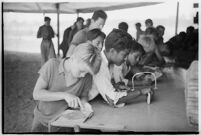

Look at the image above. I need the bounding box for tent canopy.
[3,2,163,14]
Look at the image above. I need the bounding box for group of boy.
[34,9,155,132]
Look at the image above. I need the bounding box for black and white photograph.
[2,0,200,133]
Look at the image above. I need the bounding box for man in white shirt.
[93,29,152,107]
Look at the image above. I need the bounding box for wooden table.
[49,67,198,132]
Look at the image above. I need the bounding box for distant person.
[67,10,107,56]
[186,26,195,36]
[156,25,168,55]
[118,22,128,32]
[66,10,107,57]
[84,18,91,28]
[37,16,56,65]
[145,19,153,28]
[156,25,165,45]
[135,22,144,41]
[138,27,165,66]
[59,17,84,58]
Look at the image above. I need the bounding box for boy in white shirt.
[93,29,153,107]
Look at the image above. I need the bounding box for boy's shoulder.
[43,58,60,68]
[76,28,88,37]
[71,28,88,45]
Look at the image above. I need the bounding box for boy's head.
[104,29,132,66]
[138,35,156,53]
[145,27,159,41]
[85,18,91,28]
[75,17,84,30]
[44,16,51,25]
[145,19,153,28]
[71,43,102,77]
[90,10,107,30]
[135,22,141,30]
[186,26,195,35]
[118,22,128,32]
[127,40,145,66]
[156,25,165,37]
[87,29,106,51]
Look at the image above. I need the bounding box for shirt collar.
[101,50,109,66]
[58,58,66,74]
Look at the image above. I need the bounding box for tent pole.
[56,3,60,56]
[175,1,179,35]
[77,10,79,17]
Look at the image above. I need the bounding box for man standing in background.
[66,10,107,57]
[59,17,84,58]
[145,19,153,29]
[37,16,56,65]
[135,22,144,41]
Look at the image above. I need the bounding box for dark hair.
[105,29,132,52]
[178,31,186,40]
[87,29,106,41]
[92,10,107,21]
[118,22,128,32]
[156,25,165,30]
[44,16,51,22]
[76,17,84,22]
[130,40,145,55]
[186,26,195,34]
[85,18,91,27]
[135,23,141,27]
[145,19,153,25]
[145,27,158,36]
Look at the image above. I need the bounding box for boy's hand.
[64,93,83,109]
[115,82,131,91]
[140,88,151,95]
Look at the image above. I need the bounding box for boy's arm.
[37,26,42,38]
[33,76,83,109]
[66,31,86,57]
[154,47,165,66]
[50,26,55,38]
[79,74,93,103]
[33,76,67,101]
[93,64,129,106]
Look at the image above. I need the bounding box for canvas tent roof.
[3,2,163,14]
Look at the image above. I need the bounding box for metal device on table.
[131,72,158,104]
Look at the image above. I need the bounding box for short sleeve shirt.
[70,27,89,46]
[37,25,54,40]
[34,58,90,125]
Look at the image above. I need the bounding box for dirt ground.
[3,51,41,133]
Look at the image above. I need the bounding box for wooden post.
[56,3,60,56]
[175,1,179,35]
[76,10,79,17]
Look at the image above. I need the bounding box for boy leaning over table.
[31,44,102,132]
[92,29,153,107]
